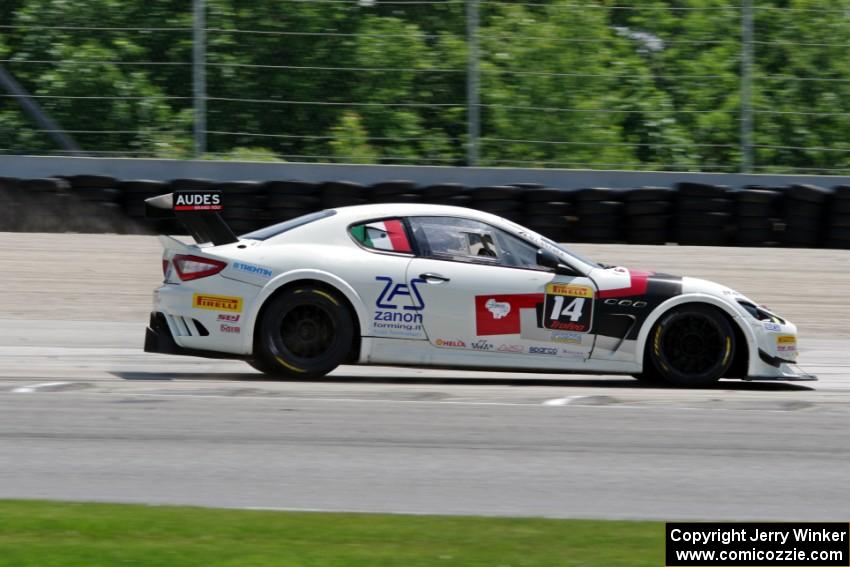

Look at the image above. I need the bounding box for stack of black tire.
[264,181,322,224]
[214,181,266,235]
[733,186,784,247]
[369,180,420,204]
[673,182,732,246]
[622,186,673,244]
[13,177,76,232]
[521,186,572,242]
[469,185,524,225]
[120,179,170,233]
[827,185,850,249]
[421,183,470,208]
[60,174,130,233]
[573,188,623,243]
[782,184,830,248]
[0,177,19,231]
[321,180,368,208]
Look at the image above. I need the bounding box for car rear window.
[349,218,413,253]
[240,210,336,241]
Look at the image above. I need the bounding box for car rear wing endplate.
[145,190,238,246]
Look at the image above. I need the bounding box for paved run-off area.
[0,233,848,520]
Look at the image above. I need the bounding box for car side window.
[408,216,548,271]
[349,218,413,254]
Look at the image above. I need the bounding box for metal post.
[740,0,753,172]
[466,0,479,167]
[193,0,206,158]
[0,66,83,155]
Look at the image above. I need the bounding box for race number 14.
[543,284,593,333]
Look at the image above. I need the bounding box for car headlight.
[737,300,785,325]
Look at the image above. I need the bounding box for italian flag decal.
[352,219,412,253]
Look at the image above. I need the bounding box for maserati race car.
[144,189,814,387]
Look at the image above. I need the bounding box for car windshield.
[240,210,336,241]
[511,224,600,269]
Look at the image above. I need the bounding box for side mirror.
[536,249,575,276]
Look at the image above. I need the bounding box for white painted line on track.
[542,396,588,406]
[12,382,71,394]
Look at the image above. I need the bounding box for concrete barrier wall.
[3,155,850,188]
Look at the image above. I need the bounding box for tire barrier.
[0,175,847,249]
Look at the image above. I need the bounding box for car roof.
[328,203,512,226]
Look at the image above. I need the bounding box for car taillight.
[162,259,169,276]
[172,254,227,281]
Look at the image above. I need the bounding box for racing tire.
[523,188,570,203]
[254,286,355,379]
[645,304,735,388]
[622,187,673,202]
[625,200,672,216]
[675,182,728,198]
[735,188,781,204]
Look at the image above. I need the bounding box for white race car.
[144,189,814,387]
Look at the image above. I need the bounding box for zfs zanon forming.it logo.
[373,276,426,326]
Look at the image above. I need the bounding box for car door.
[347,217,425,340]
[404,216,598,364]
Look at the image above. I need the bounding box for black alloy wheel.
[250,286,355,379]
[645,304,735,387]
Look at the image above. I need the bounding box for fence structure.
[2,1,850,174]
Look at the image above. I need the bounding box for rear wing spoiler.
[145,190,238,246]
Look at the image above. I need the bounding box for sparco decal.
[193,293,243,312]
[529,346,558,355]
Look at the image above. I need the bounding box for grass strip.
[0,500,663,566]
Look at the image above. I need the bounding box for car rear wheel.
[645,304,735,388]
[251,285,355,379]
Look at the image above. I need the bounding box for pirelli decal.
[193,293,243,313]
[545,283,594,299]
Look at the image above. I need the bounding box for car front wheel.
[645,304,735,388]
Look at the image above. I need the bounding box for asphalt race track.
[0,233,849,520]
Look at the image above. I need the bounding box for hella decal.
[435,339,466,348]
